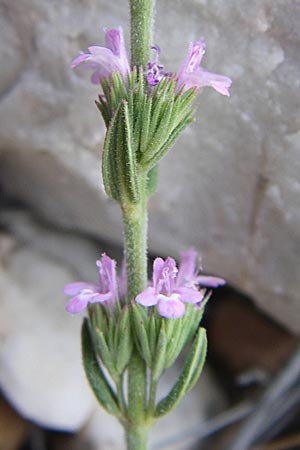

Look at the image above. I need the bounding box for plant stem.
[123,2,155,448]
[122,191,149,447]
[130,0,156,68]
[122,200,148,300]
[147,373,157,418]
[126,424,149,450]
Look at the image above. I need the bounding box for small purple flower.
[176,40,232,96]
[70,27,130,84]
[64,254,118,314]
[146,46,165,86]
[136,257,204,319]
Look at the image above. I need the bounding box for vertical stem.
[122,199,148,443]
[123,3,155,449]
[122,201,148,300]
[147,374,157,418]
[130,0,156,68]
[126,424,149,450]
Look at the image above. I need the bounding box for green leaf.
[152,321,167,381]
[164,316,184,369]
[81,319,120,417]
[127,67,137,91]
[94,328,117,380]
[148,314,158,355]
[142,111,194,172]
[145,99,174,161]
[145,165,158,197]
[121,100,140,202]
[102,104,122,201]
[131,304,152,367]
[139,97,152,154]
[115,307,133,374]
[102,101,140,204]
[154,327,207,417]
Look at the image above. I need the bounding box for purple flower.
[146,46,165,86]
[136,257,204,319]
[136,249,226,319]
[176,248,226,289]
[176,40,232,96]
[70,27,130,84]
[64,254,118,314]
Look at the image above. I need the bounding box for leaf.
[145,165,158,198]
[154,327,207,417]
[152,321,167,380]
[115,307,133,374]
[102,104,122,201]
[121,100,140,202]
[94,328,117,380]
[142,111,194,172]
[102,101,140,204]
[81,319,120,417]
[131,303,152,367]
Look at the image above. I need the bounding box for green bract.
[96,68,197,205]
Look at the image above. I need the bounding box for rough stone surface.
[0,1,300,332]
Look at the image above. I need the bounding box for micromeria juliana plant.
[66,2,231,448]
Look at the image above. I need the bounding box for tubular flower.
[136,257,204,319]
[70,27,130,84]
[175,40,232,96]
[176,248,226,289]
[64,254,118,314]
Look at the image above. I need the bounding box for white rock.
[0,222,98,430]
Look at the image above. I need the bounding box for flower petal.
[157,294,185,318]
[199,69,232,96]
[197,275,226,288]
[104,27,130,76]
[176,39,232,96]
[65,296,89,314]
[180,40,206,75]
[136,287,158,307]
[63,282,98,296]
[176,248,198,286]
[70,53,90,68]
[96,253,118,299]
[175,287,204,304]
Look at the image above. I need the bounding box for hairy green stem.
[122,201,148,300]
[130,0,156,68]
[147,374,157,418]
[122,199,148,447]
[126,424,149,450]
[123,2,155,449]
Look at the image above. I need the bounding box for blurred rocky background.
[1,0,300,449]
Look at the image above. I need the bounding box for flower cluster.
[136,249,225,318]
[71,27,231,96]
[64,249,225,318]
